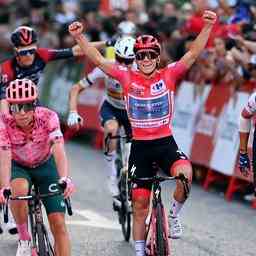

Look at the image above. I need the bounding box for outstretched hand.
[203,10,217,26]
[69,21,84,37]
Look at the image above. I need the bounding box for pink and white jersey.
[0,107,63,168]
[107,61,187,140]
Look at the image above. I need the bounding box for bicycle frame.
[132,175,188,256]
[145,178,171,256]
[104,128,132,241]
[3,183,72,256]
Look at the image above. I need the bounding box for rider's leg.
[104,119,119,196]
[168,160,192,239]
[132,188,151,256]
[10,178,31,241]
[48,213,70,256]
[156,136,192,238]
[170,160,192,216]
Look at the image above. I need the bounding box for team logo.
[20,28,33,45]
[130,82,144,96]
[150,80,166,95]
[49,183,58,193]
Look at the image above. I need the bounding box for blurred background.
[1,0,256,205]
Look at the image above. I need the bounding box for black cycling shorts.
[99,100,132,138]
[129,136,189,190]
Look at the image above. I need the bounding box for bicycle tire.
[120,172,131,242]
[156,204,167,256]
[36,223,47,256]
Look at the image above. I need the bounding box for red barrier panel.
[190,84,231,166]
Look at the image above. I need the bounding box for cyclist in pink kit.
[0,79,75,256]
[69,10,216,256]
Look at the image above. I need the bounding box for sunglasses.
[135,51,159,61]
[16,48,36,56]
[10,103,35,113]
[116,55,134,65]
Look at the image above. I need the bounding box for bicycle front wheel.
[156,204,168,256]
[36,224,47,256]
[120,172,131,242]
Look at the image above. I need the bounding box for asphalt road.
[1,141,256,256]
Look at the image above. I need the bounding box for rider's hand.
[203,10,217,26]
[105,37,117,47]
[69,21,84,38]
[0,187,10,204]
[59,177,75,198]
[239,152,250,177]
[67,111,84,127]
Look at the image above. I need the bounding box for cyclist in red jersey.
[69,10,216,256]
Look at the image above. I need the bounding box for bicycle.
[104,127,132,242]
[131,173,189,256]
[3,181,73,256]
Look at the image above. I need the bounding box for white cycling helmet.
[117,21,137,37]
[114,36,136,59]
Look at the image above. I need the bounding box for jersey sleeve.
[106,64,130,89]
[0,115,10,148]
[47,111,64,143]
[37,48,74,63]
[0,61,15,99]
[245,92,256,115]
[79,67,106,88]
[165,60,188,89]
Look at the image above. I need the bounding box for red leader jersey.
[107,61,187,140]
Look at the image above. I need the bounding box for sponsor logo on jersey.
[150,80,166,95]
[128,91,170,128]
[130,82,145,96]
[117,65,128,71]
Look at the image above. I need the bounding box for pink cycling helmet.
[6,79,38,104]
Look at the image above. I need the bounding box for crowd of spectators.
[1,0,256,93]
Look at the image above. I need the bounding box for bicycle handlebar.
[131,173,188,183]
[3,182,73,223]
[131,173,190,199]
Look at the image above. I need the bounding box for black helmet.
[11,26,37,47]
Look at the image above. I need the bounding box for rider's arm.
[239,109,251,154]
[69,67,106,112]
[52,141,69,179]
[48,111,69,178]
[36,41,106,62]
[238,93,256,153]
[0,115,11,188]
[0,147,11,188]
[72,41,107,56]
[69,24,114,77]
[180,11,216,69]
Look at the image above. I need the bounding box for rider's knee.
[171,160,193,184]
[105,120,119,135]
[11,178,29,196]
[132,188,150,218]
[48,213,68,236]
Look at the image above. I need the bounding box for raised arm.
[180,10,217,69]
[69,22,113,76]
[71,40,112,56]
